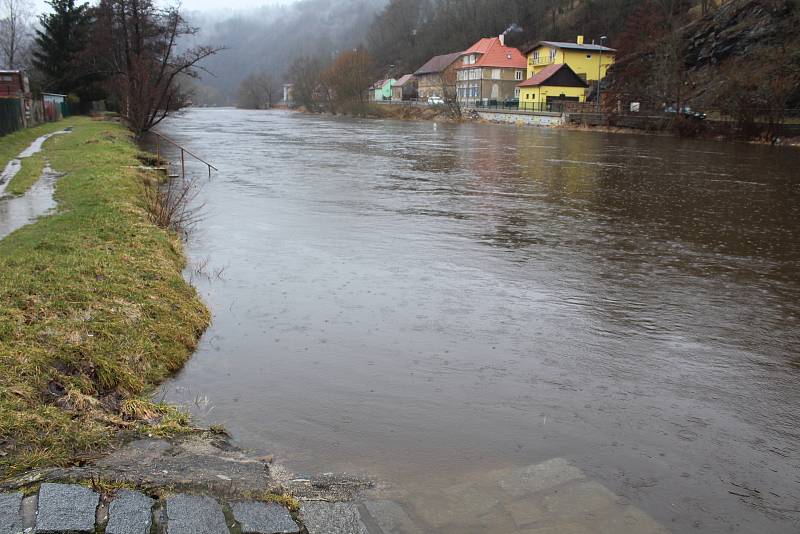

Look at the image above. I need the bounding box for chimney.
[577,35,584,45]
[499,33,505,47]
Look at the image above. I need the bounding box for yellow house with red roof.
[516,63,589,111]
[456,35,527,105]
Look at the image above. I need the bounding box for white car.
[427,96,445,105]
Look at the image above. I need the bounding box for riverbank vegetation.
[0,116,210,476]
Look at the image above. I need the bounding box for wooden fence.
[0,98,24,136]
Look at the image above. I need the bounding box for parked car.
[503,98,519,109]
[427,96,444,105]
[664,104,707,120]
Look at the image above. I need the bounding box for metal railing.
[470,101,568,113]
[151,131,217,179]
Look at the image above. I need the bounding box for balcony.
[530,55,556,67]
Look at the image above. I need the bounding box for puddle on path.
[0,165,60,240]
[0,129,70,196]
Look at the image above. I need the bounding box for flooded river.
[157,108,800,533]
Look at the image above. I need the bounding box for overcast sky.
[30,0,290,15]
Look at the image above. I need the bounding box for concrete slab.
[360,500,423,534]
[411,480,499,529]
[506,479,668,533]
[496,458,586,498]
[300,502,367,534]
[34,483,98,533]
[231,501,300,534]
[106,490,155,534]
[164,494,228,534]
[0,492,23,534]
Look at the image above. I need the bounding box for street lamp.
[596,36,607,111]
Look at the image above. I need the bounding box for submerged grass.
[0,121,68,170]
[5,152,46,195]
[0,117,210,477]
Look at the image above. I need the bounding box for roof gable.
[517,63,588,88]
[414,51,463,75]
[392,74,415,87]
[458,37,527,70]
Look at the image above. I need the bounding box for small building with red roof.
[455,35,527,106]
[516,63,588,111]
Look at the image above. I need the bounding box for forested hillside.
[186,0,387,104]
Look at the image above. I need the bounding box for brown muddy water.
[155,108,800,533]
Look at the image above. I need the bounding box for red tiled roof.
[517,63,587,87]
[458,37,527,70]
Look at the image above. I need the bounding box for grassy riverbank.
[0,117,210,476]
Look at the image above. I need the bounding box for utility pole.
[596,36,607,112]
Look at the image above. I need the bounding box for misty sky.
[30,0,290,15]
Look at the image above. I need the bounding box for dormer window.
[506,53,512,59]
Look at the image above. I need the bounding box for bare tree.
[436,66,461,119]
[90,0,222,137]
[320,48,372,115]
[0,0,33,69]
[237,70,277,109]
[287,55,324,112]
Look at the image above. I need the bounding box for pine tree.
[33,0,90,94]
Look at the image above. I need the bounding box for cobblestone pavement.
[0,457,669,533]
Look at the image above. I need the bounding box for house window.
[515,70,523,81]
[0,75,12,81]
[549,49,557,61]
[463,56,468,65]
[533,51,539,61]
[506,53,512,59]
[586,54,592,58]
[514,88,520,98]
[492,69,501,80]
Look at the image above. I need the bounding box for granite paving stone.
[164,494,228,534]
[231,501,300,534]
[105,490,155,534]
[300,502,367,534]
[0,492,23,534]
[34,483,98,533]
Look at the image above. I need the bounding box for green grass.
[0,116,210,477]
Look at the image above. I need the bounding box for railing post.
[156,135,160,165]
[181,148,185,180]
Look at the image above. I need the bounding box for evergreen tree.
[33,0,90,94]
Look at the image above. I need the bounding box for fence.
[0,97,109,138]
[0,98,24,136]
[471,100,569,113]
